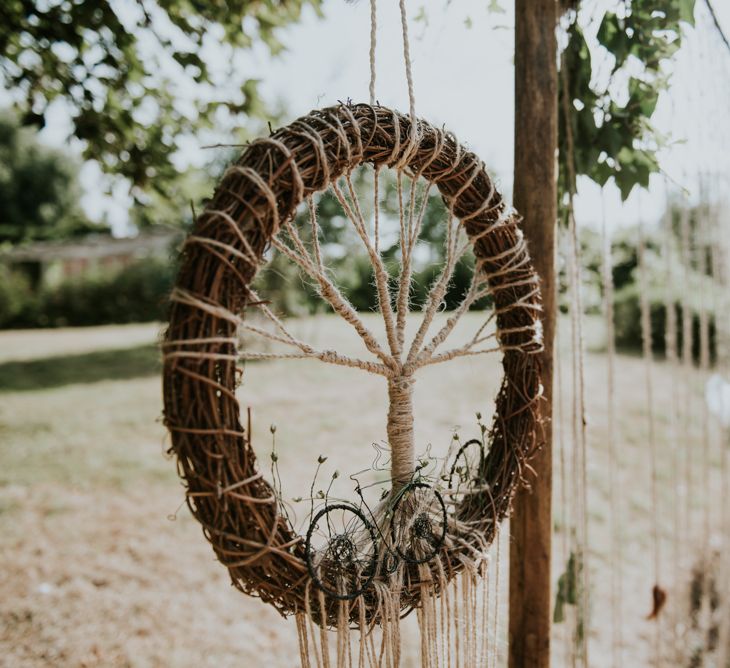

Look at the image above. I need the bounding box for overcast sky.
[16,0,730,235]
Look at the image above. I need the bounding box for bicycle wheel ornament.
[390,482,447,565]
[306,503,378,601]
[163,103,543,658]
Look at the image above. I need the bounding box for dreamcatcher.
[162,4,544,666]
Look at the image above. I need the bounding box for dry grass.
[0,316,725,666]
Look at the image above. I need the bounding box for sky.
[14,0,730,235]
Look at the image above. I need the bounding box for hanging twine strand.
[637,196,662,664]
[554,231,572,665]
[398,0,417,125]
[369,0,377,105]
[560,32,590,666]
[696,181,712,557]
[660,179,682,665]
[601,191,623,668]
[567,204,589,668]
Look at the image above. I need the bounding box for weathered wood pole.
[508,1,558,667]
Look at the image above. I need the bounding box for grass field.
[0,317,725,666]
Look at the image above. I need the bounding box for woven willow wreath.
[162,103,543,626]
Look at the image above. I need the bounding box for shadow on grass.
[0,344,161,392]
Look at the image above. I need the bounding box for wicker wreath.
[162,103,543,624]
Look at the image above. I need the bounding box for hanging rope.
[559,29,590,666]
[637,196,665,668]
[554,229,572,665]
[398,0,417,125]
[679,206,694,550]
[714,36,730,668]
[660,178,682,664]
[369,0,377,105]
[601,190,623,667]
[697,184,712,556]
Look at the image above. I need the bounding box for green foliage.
[0,264,35,324]
[554,551,581,624]
[0,257,174,328]
[0,112,104,244]
[129,166,213,230]
[560,1,695,201]
[0,0,322,201]
[613,283,716,360]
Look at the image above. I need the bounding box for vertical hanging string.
[697,190,715,668]
[601,190,622,668]
[661,54,682,668]
[679,206,694,552]
[560,28,590,665]
[637,195,662,666]
[715,35,730,668]
[675,18,696,631]
[716,44,730,668]
[394,0,417,362]
[674,41,695,660]
[661,179,682,665]
[369,0,377,105]
[706,179,726,668]
[567,198,589,668]
[398,0,417,127]
[697,182,712,565]
[691,24,714,660]
[660,79,683,665]
[698,188,712,556]
[554,230,572,666]
[491,531,502,668]
[697,3,717,571]
[715,96,730,666]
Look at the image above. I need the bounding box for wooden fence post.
[508,1,558,666]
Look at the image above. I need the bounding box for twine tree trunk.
[508,1,558,667]
[387,375,416,486]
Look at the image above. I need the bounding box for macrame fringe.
[295,554,500,668]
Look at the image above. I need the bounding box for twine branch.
[239,349,389,376]
[270,226,392,368]
[333,177,399,357]
[395,173,411,352]
[247,167,532,378]
[245,167,541,378]
[406,216,470,365]
[415,273,492,366]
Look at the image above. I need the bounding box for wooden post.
[508,1,558,667]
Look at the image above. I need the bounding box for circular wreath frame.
[163,103,543,620]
